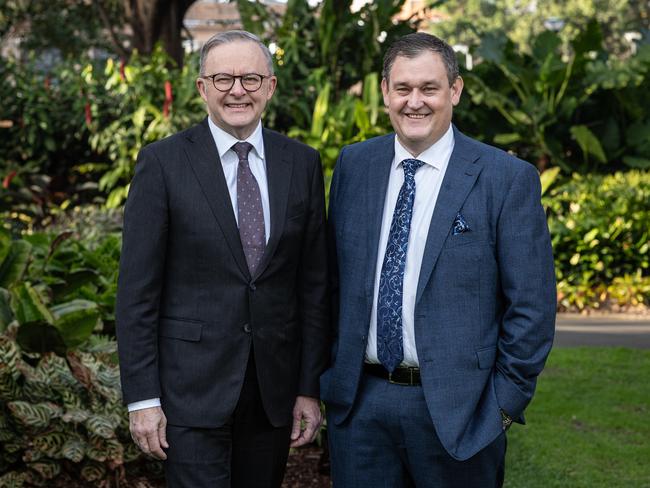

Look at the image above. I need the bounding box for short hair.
[199,30,274,76]
[382,32,459,86]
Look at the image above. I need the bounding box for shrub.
[544,171,650,310]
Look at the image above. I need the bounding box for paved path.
[554,314,650,348]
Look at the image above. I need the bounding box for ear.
[451,76,464,106]
[381,77,389,107]
[196,77,209,102]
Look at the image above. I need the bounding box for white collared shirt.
[365,125,455,366]
[127,118,272,413]
[207,118,271,243]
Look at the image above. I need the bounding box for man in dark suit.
[321,32,556,487]
[116,30,329,488]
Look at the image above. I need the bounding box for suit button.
[249,283,256,291]
[243,323,252,333]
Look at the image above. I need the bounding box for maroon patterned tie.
[233,142,266,274]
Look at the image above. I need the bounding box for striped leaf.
[0,335,20,376]
[7,402,61,429]
[0,411,16,442]
[85,414,116,439]
[33,432,67,458]
[0,471,29,488]
[28,460,61,481]
[81,460,106,481]
[61,408,89,424]
[86,435,108,462]
[62,436,86,463]
[104,436,125,465]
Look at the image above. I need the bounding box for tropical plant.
[86,47,204,208]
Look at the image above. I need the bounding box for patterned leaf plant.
[0,326,163,486]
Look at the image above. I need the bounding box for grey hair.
[382,32,459,86]
[199,30,274,76]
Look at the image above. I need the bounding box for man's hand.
[290,395,322,448]
[129,406,169,460]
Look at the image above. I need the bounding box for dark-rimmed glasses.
[200,73,271,93]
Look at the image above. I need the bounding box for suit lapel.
[364,135,395,300]
[415,128,484,304]
[184,118,251,279]
[252,129,292,281]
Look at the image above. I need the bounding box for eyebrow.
[392,80,443,88]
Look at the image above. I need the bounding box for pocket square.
[452,212,470,235]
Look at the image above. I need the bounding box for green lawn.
[505,348,650,488]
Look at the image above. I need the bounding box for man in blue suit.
[321,32,556,487]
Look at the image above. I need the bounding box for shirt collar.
[207,118,265,160]
[393,124,454,171]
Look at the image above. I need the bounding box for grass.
[505,347,650,488]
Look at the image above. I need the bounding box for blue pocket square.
[452,212,470,235]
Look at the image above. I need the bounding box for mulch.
[282,444,331,488]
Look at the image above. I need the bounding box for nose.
[229,77,246,96]
[406,89,424,109]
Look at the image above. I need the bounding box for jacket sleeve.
[494,162,556,420]
[116,146,169,405]
[296,151,331,398]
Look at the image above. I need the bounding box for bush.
[544,171,650,310]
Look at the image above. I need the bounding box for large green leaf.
[623,156,650,169]
[11,283,54,326]
[570,125,607,164]
[540,167,561,196]
[51,299,100,348]
[16,323,66,356]
[0,240,32,289]
[0,288,14,332]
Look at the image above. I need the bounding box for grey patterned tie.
[233,142,266,274]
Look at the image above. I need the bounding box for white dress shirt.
[128,119,272,413]
[365,125,455,367]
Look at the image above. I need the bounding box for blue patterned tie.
[377,158,424,373]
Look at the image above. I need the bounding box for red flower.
[44,76,51,91]
[2,170,17,189]
[119,59,126,82]
[85,102,92,126]
[163,80,173,118]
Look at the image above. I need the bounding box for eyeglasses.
[200,73,271,93]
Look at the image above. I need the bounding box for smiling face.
[196,40,277,140]
[381,51,463,156]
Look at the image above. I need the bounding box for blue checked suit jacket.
[321,127,556,461]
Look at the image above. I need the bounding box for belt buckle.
[387,369,412,386]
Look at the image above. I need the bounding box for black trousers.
[164,351,292,488]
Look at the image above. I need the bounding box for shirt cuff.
[127,398,161,412]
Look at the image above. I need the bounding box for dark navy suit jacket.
[116,118,329,428]
[321,127,556,461]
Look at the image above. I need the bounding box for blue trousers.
[327,373,506,488]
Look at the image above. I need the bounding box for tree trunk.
[125,0,194,67]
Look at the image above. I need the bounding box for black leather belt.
[363,363,421,386]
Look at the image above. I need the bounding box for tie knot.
[232,142,253,162]
[401,158,424,180]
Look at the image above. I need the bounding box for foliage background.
[0,0,649,484]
